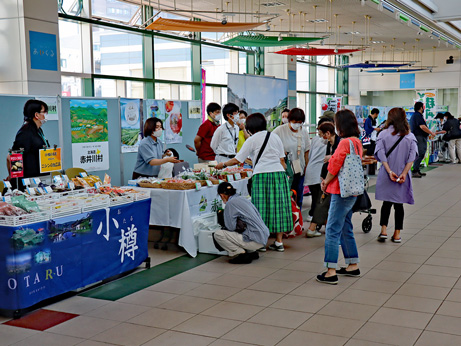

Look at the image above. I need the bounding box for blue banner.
[400,73,415,89]
[0,200,150,311]
[29,31,58,71]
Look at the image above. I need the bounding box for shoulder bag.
[338,139,364,198]
[247,132,271,196]
[386,135,404,158]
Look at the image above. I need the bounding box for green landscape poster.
[70,99,108,143]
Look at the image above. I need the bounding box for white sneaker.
[305,215,313,222]
[306,230,322,238]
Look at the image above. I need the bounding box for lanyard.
[38,129,50,148]
[226,123,238,145]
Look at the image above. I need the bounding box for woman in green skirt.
[215,113,292,252]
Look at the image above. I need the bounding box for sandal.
[377,234,387,242]
[391,237,402,243]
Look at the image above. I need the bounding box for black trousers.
[380,201,404,230]
[308,184,321,217]
[366,140,376,175]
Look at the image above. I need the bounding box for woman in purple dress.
[374,108,418,243]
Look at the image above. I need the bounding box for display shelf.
[0,211,51,226]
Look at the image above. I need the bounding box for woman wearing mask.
[273,108,311,208]
[132,117,179,179]
[237,110,250,152]
[11,99,51,190]
[375,108,418,243]
[211,103,240,163]
[440,112,461,164]
[215,113,292,252]
[317,110,362,285]
[280,108,290,125]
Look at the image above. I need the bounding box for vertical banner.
[164,101,183,144]
[70,99,109,171]
[201,68,206,123]
[120,98,142,153]
[321,96,342,115]
[415,90,437,119]
[227,74,288,131]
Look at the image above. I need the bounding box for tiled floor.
[4,164,461,345]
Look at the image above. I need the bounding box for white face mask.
[214,113,222,121]
[38,113,48,125]
[238,118,246,125]
[290,122,302,131]
[153,129,163,138]
[232,114,240,123]
[281,118,288,124]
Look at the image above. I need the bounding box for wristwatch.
[223,163,227,168]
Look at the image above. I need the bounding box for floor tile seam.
[82,306,159,324]
[219,321,295,345]
[170,318,245,340]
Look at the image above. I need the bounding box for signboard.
[29,31,58,71]
[9,153,24,179]
[0,200,150,311]
[36,97,59,121]
[400,73,415,89]
[39,148,62,173]
[120,98,142,153]
[188,101,202,119]
[321,96,342,115]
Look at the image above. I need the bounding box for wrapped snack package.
[0,201,28,216]
[11,195,41,213]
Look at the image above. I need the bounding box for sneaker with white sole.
[305,215,313,222]
[268,243,285,252]
[306,230,322,238]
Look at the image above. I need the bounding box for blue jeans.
[324,194,359,268]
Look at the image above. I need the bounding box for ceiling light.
[308,19,328,23]
[372,40,385,44]
[221,16,227,25]
[360,68,363,72]
[278,33,282,41]
[346,31,361,35]
[261,1,285,7]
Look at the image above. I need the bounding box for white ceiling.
[128,0,461,54]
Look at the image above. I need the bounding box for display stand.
[0,198,151,317]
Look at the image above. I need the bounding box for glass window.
[59,20,83,73]
[239,52,247,74]
[61,76,82,96]
[94,79,144,98]
[316,66,329,93]
[93,26,145,78]
[205,86,227,108]
[154,38,192,82]
[91,0,140,23]
[296,62,309,91]
[155,83,192,100]
[202,46,231,84]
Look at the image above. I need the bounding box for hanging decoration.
[274,47,362,56]
[366,68,429,73]
[145,18,263,32]
[222,34,322,47]
[343,63,409,69]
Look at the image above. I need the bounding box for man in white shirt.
[211,103,240,163]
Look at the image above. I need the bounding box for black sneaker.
[336,267,361,277]
[268,243,285,252]
[412,172,423,178]
[316,272,338,285]
[420,172,427,176]
[248,251,260,260]
[229,253,253,264]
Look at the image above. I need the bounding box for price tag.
[80,172,88,178]
[247,171,253,178]
[62,175,69,182]
[53,175,62,183]
[3,196,11,203]
[195,183,201,190]
[22,178,31,186]
[4,181,12,189]
[227,175,234,182]
[37,187,45,195]
[45,186,53,193]
[68,182,75,190]
[206,180,213,187]
[32,178,41,185]
[26,187,36,195]
[234,173,241,180]
[94,182,101,189]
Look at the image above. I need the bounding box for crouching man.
[213,182,269,264]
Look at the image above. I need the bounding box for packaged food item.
[11,196,41,213]
[104,173,111,185]
[0,201,28,216]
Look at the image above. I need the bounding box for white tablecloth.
[137,179,249,257]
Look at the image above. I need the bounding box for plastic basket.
[0,211,51,226]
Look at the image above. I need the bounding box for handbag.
[285,154,295,187]
[352,189,372,213]
[337,139,364,198]
[247,132,271,195]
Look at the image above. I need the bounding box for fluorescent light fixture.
[308,19,328,23]
[382,4,394,12]
[372,40,386,44]
[261,2,285,7]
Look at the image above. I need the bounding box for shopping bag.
[352,190,372,213]
[285,190,303,238]
[338,140,364,198]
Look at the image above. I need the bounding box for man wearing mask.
[280,108,290,125]
[410,102,436,178]
[364,108,381,175]
[195,102,221,163]
[211,103,240,164]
